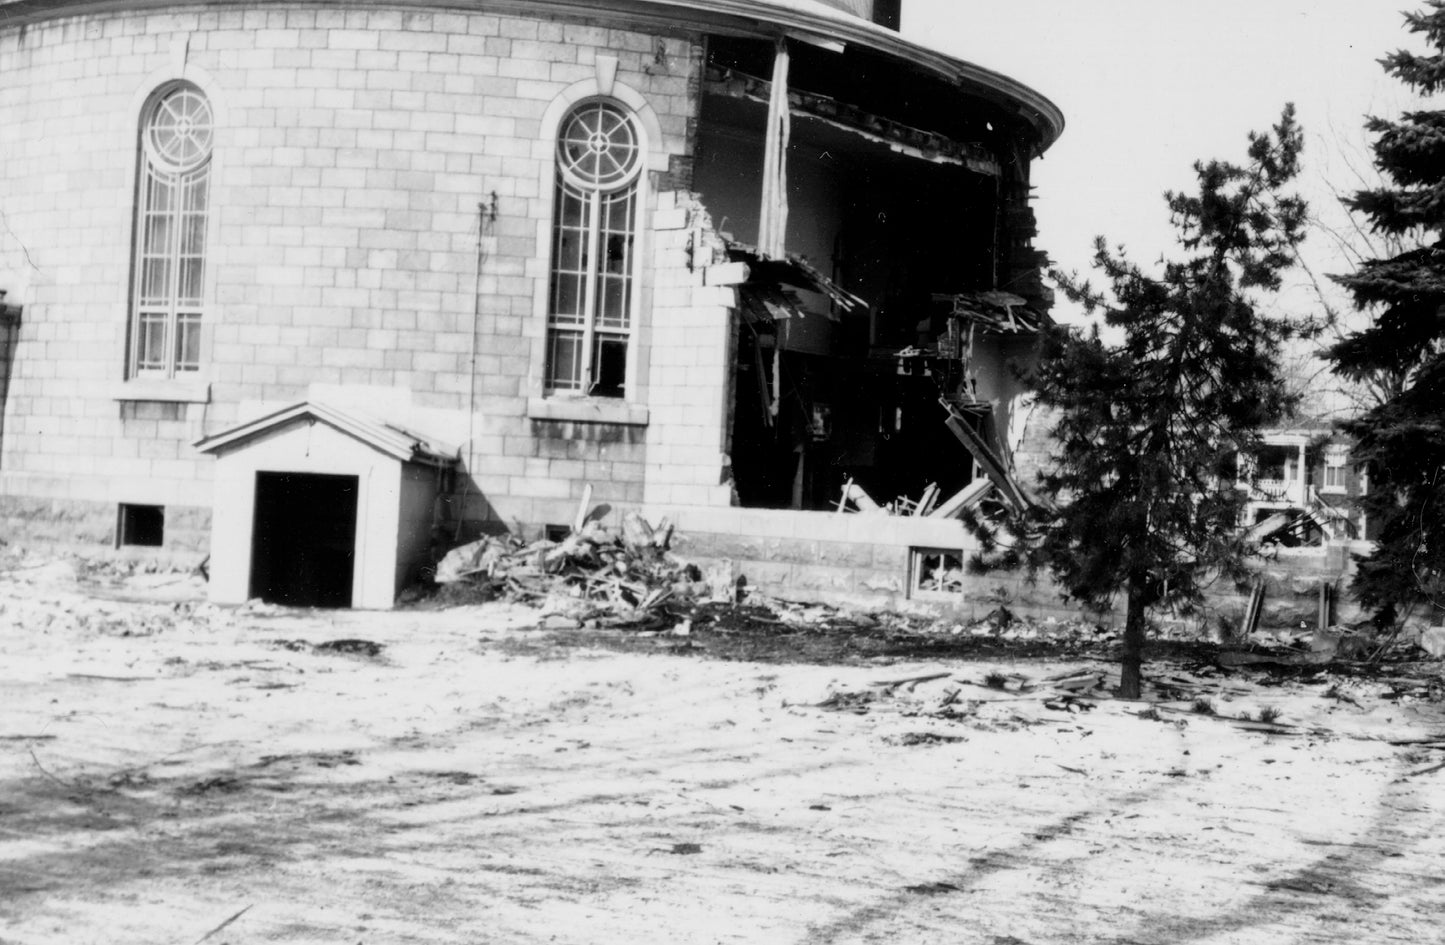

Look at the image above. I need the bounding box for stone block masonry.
[653,505,1098,621]
[0,494,209,559]
[0,3,701,543]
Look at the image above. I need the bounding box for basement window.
[910,546,965,600]
[118,504,164,547]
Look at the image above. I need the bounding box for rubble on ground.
[424,506,1445,682]
[429,511,713,629]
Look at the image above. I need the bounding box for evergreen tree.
[988,108,1307,698]
[1327,1,1445,624]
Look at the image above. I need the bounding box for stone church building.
[0,0,1065,609]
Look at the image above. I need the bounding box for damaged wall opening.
[117,503,164,547]
[698,36,1046,514]
[249,472,358,608]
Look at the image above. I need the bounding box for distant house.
[1238,425,1370,550]
[0,0,1065,611]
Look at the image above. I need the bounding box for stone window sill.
[527,396,648,426]
[111,378,211,404]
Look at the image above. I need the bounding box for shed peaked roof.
[194,401,458,467]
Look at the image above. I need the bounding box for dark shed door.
[249,471,358,608]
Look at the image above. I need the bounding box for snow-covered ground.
[2,557,1442,944]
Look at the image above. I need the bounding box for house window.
[546,100,642,398]
[130,83,212,379]
[1323,450,1348,494]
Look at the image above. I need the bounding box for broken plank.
[840,480,883,514]
[571,483,594,533]
[929,478,993,519]
[939,401,1030,512]
[65,673,155,682]
[1240,582,1266,638]
[871,672,953,691]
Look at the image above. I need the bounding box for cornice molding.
[0,0,1063,149]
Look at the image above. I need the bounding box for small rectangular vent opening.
[118,503,164,547]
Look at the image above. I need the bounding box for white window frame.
[1322,447,1349,495]
[129,82,212,381]
[544,99,645,400]
[527,69,675,427]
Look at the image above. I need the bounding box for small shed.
[194,401,457,609]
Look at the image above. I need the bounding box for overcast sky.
[902,0,1424,323]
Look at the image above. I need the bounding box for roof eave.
[0,0,1063,149]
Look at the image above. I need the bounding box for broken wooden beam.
[939,399,1030,513]
[929,478,993,519]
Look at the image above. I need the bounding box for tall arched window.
[130,83,212,378]
[546,100,642,398]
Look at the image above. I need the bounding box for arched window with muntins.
[546,100,642,398]
[130,83,212,378]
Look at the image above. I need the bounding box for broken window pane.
[912,548,965,597]
[590,333,627,398]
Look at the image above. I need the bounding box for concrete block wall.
[651,504,1095,620]
[0,3,700,545]
[642,193,736,509]
[0,493,209,557]
[1205,547,1369,632]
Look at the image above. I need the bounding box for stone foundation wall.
[0,495,210,558]
[657,505,1095,622]
[0,489,1378,632]
[1206,547,1370,633]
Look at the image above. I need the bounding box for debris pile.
[837,477,994,520]
[432,510,708,629]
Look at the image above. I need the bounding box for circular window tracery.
[146,86,213,171]
[556,101,641,188]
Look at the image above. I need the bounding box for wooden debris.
[929,479,993,519]
[837,478,883,514]
[571,483,594,533]
[432,500,704,629]
[1240,582,1266,639]
[1394,759,1445,781]
[314,639,384,658]
[871,671,953,692]
[192,904,253,945]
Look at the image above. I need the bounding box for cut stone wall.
[0,494,209,557]
[654,505,1095,622]
[1207,547,1370,633]
[0,3,699,533]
